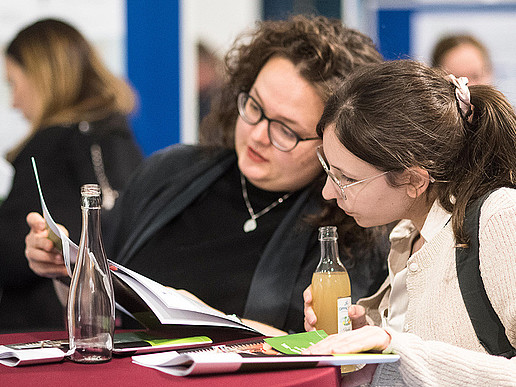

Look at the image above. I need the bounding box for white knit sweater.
[358,188,516,386]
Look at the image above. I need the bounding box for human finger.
[25,223,59,255]
[303,285,317,331]
[349,304,368,330]
[26,257,68,278]
[26,212,46,232]
[302,326,391,354]
[303,285,313,304]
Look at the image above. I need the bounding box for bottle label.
[337,297,352,333]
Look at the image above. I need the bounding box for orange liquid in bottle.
[311,271,351,335]
[312,226,355,373]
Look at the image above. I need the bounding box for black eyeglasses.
[237,92,320,152]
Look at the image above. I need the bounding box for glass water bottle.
[67,184,115,363]
[311,226,352,335]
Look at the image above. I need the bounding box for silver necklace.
[240,173,292,233]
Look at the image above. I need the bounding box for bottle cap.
[319,226,338,241]
[81,184,101,197]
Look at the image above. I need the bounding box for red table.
[0,331,341,386]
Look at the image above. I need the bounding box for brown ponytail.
[317,60,516,245]
[443,85,516,244]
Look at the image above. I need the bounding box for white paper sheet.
[31,157,78,277]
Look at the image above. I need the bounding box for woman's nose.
[249,118,270,145]
[322,178,338,201]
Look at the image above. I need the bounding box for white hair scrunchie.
[447,74,473,122]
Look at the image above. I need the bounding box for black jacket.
[105,144,388,332]
[0,114,143,332]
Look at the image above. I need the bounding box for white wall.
[411,9,516,104]
[180,0,261,144]
[0,0,125,197]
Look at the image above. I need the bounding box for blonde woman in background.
[0,18,143,332]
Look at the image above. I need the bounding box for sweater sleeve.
[371,330,516,386]
[478,188,516,345]
[370,188,516,386]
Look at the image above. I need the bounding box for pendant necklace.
[240,173,292,233]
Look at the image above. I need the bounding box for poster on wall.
[411,6,516,105]
[373,3,516,106]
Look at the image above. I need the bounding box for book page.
[111,262,232,316]
[0,345,67,367]
[110,264,257,331]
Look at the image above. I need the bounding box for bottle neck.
[316,238,346,272]
[81,194,101,209]
[80,198,103,248]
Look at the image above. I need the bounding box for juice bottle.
[311,226,351,335]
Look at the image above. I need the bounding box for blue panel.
[315,0,340,19]
[126,0,180,156]
[263,0,294,20]
[377,9,411,61]
[263,0,340,20]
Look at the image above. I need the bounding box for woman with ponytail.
[303,60,516,385]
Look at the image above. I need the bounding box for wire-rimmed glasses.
[237,92,320,152]
[316,145,390,200]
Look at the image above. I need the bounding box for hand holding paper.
[25,212,69,279]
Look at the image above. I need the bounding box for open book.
[31,158,262,342]
[108,261,263,341]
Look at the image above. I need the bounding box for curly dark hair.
[200,15,383,147]
[199,14,386,257]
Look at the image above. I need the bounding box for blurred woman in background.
[431,33,493,85]
[0,18,143,332]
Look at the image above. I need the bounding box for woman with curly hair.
[25,15,388,334]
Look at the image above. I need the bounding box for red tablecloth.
[0,331,341,386]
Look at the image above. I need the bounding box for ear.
[403,167,432,199]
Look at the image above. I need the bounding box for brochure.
[108,261,263,341]
[132,330,400,376]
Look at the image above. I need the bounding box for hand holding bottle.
[304,285,368,332]
[310,226,352,335]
